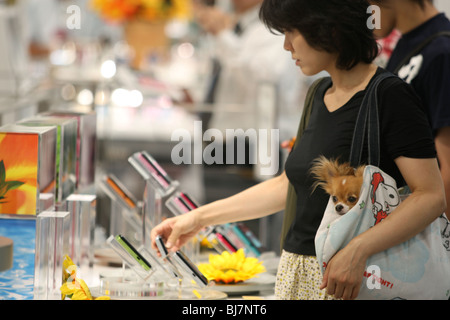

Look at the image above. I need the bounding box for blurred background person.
[25,0,59,58]
[371,0,450,219]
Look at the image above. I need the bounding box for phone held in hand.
[155,235,169,257]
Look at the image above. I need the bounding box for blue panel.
[0,218,36,300]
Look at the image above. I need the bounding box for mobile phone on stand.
[139,152,171,188]
[115,235,152,271]
[105,175,137,209]
[128,151,178,196]
[173,250,209,287]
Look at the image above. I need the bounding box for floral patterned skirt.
[275,250,338,300]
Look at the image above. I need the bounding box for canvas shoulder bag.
[314,72,450,300]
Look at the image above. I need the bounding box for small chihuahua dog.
[311,156,365,215]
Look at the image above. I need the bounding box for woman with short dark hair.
[260,0,379,70]
[150,0,446,300]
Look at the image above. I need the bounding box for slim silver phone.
[173,250,209,287]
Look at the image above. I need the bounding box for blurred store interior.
[0,0,303,255]
[1,0,450,255]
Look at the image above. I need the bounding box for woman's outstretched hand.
[150,210,204,254]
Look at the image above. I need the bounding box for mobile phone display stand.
[142,180,162,245]
[99,277,165,299]
[206,231,231,254]
[39,193,55,212]
[34,211,70,300]
[65,194,96,285]
[100,177,143,247]
[221,223,262,257]
[105,235,166,299]
[204,224,262,257]
[139,247,186,297]
[159,250,214,300]
[128,151,179,245]
[107,235,156,281]
[128,151,179,198]
[165,192,197,216]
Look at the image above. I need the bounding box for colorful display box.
[0,111,96,300]
[0,124,57,215]
[41,110,97,191]
[18,116,77,203]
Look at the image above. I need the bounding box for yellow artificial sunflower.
[198,249,266,284]
[61,255,110,300]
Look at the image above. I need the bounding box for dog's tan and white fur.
[311,156,365,215]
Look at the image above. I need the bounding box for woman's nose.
[283,36,292,52]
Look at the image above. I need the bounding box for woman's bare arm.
[150,172,289,252]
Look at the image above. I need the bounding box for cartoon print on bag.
[441,215,450,251]
[370,172,400,225]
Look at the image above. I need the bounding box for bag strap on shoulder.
[349,72,396,168]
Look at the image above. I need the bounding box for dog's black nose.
[335,204,343,212]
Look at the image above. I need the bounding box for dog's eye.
[348,196,357,203]
[332,196,338,203]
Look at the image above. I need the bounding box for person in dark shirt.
[149,0,446,300]
[370,0,450,220]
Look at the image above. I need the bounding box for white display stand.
[65,194,96,285]
[33,211,70,300]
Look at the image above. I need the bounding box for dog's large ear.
[310,156,338,192]
[311,156,343,178]
[310,156,330,179]
[354,165,365,178]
